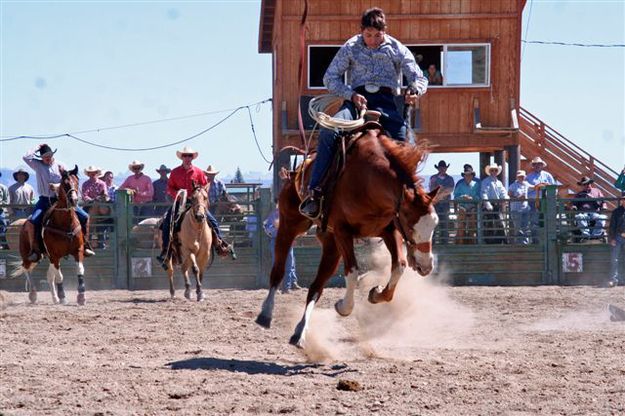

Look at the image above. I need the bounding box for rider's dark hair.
[361,8,387,31]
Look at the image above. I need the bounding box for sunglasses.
[181,154,194,158]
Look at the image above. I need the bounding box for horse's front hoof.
[184,289,191,300]
[77,293,86,306]
[197,292,205,302]
[255,314,272,329]
[28,291,37,304]
[334,300,353,317]
[59,298,68,305]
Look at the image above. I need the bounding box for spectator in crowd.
[481,163,509,244]
[571,176,607,240]
[8,168,36,219]
[205,165,227,214]
[429,160,454,243]
[152,164,172,216]
[101,171,117,202]
[526,156,556,243]
[607,192,625,287]
[453,165,480,244]
[615,166,625,192]
[120,160,154,219]
[0,173,8,248]
[22,144,94,260]
[264,199,301,293]
[298,7,427,220]
[81,166,108,205]
[508,170,531,244]
[426,64,443,85]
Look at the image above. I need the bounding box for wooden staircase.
[518,107,620,199]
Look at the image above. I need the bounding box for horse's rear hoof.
[197,292,205,302]
[77,293,86,306]
[255,314,272,329]
[28,291,37,304]
[334,300,352,317]
[288,333,304,349]
[184,289,191,300]
[60,298,68,305]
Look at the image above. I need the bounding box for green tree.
[232,167,245,183]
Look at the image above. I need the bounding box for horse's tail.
[9,260,34,279]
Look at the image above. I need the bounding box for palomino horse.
[12,166,88,305]
[256,129,441,347]
[164,184,213,301]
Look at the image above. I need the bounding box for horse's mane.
[379,136,429,188]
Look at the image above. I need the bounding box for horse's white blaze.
[336,269,359,316]
[76,262,84,276]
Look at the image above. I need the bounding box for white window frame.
[307,45,347,89]
[405,43,491,88]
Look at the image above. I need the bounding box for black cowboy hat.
[13,168,30,181]
[577,176,594,186]
[461,166,475,176]
[35,144,57,158]
[434,160,450,169]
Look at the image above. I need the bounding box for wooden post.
[495,150,506,185]
[479,152,491,180]
[114,189,131,290]
[258,187,272,287]
[543,185,559,284]
[505,145,520,185]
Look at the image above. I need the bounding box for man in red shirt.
[157,146,235,267]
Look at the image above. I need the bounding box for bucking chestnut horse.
[12,166,89,305]
[256,127,441,347]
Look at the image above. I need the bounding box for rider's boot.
[24,221,41,262]
[212,229,237,260]
[299,187,323,220]
[81,222,95,257]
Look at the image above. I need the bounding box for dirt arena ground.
[1,271,625,415]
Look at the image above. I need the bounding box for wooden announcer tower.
[259,0,618,197]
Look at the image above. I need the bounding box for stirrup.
[27,251,41,262]
[299,195,322,220]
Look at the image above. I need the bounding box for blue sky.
[1,0,623,184]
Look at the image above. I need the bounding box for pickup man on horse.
[299,7,428,219]
[156,146,235,268]
[22,144,95,261]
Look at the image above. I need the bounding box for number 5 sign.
[562,253,583,273]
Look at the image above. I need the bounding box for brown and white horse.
[13,166,88,305]
[256,129,441,347]
[164,183,213,301]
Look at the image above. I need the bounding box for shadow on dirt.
[166,357,321,376]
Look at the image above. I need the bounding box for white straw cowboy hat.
[176,146,198,160]
[484,164,503,176]
[84,165,102,176]
[13,168,30,182]
[128,160,145,171]
[516,170,527,177]
[204,165,220,175]
[531,156,547,167]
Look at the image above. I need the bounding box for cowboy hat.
[176,146,198,160]
[434,160,450,169]
[484,164,503,176]
[35,144,57,158]
[155,164,171,174]
[128,160,145,171]
[12,168,29,181]
[577,176,594,186]
[461,166,476,176]
[531,156,547,167]
[83,165,102,176]
[516,170,527,177]
[204,165,220,175]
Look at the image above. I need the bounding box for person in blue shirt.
[299,7,428,219]
[264,200,301,293]
[508,170,531,244]
[525,157,556,243]
[481,164,509,244]
[453,165,481,244]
